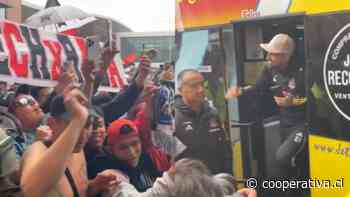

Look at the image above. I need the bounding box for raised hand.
[143,83,160,104]
[81,59,97,82]
[54,71,76,94]
[135,55,152,88]
[99,47,119,72]
[63,85,89,120]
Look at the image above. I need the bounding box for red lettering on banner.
[107,53,127,90]
[114,54,126,89]
[43,40,62,80]
[3,22,29,77]
[74,38,87,60]
[107,62,118,87]
[114,62,125,89]
[108,60,125,89]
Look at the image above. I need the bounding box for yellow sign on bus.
[309,135,349,197]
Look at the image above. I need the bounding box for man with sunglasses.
[5,72,76,159]
[7,94,45,158]
[174,69,232,174]
[20,88,119,197]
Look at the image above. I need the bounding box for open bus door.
[230,13,306,197]
[305,10,350,197]
[229,9,350,197]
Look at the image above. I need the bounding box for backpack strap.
[42,142,80,197]
[64,168,80,197]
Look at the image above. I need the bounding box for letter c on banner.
[3,21,29,77]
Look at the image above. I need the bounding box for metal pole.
[108,19,113,49]
[54,24,59,33]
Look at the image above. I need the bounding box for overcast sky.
[27,0,175,32]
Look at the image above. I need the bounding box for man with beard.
[226,33,308,196]
[226,33,306,130]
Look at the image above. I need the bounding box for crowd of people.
[0,46,256,197]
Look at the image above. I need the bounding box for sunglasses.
[15,97,36,108]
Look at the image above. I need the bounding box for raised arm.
[92,48,119,94]
[100,55,152,124]
[20,87,89,197]
[81,59,97,100]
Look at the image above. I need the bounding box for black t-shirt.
[88,150,161,192]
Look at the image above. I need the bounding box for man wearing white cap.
[226,33,306,123]
[226,33,308,195]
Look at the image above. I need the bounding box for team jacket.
[174,96,232,174]
[246,66,306,128]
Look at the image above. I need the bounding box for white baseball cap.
[260,33,295,55]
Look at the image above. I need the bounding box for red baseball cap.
[107,119,139,146]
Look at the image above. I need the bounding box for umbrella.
[24,5,90,28]
[45,0,61,8]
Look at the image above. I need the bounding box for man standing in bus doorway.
[174,69,232,174]
[226,33,308,197]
